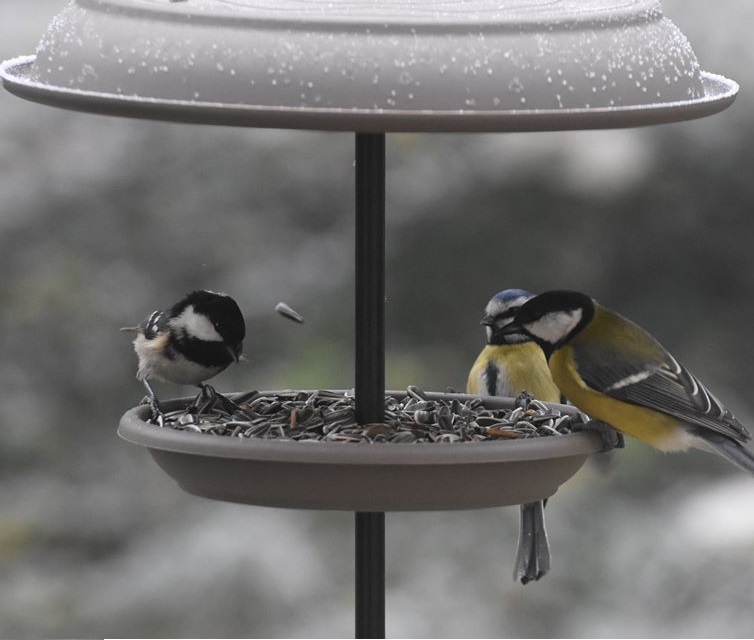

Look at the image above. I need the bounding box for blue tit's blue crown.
[492,288,534,303]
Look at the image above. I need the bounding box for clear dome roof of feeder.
[0,0,738,131]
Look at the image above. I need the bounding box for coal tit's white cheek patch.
[169,305,223,342]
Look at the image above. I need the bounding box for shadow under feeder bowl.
[118,391,603,511]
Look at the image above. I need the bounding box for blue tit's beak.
[480,314,497,342]
[498,322,524,337]
[487,319,531,346]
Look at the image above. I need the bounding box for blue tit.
[468,288,561,584]
[469,289,561,400]
[500,289,754,474]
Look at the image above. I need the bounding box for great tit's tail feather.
[700,431,754,476]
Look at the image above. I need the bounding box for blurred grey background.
[2,1,754,638]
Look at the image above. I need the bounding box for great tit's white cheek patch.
[169,305,223,342]
[527,308,583,344]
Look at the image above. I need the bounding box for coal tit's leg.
[190,383,244,416]
[187,383,216,414]
[141,379,164,427]
[513,500,551,584]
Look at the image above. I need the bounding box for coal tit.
[122,290,246,421]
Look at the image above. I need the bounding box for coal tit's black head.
[169,290,246,359]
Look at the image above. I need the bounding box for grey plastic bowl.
[0,0,738,131]
[118,390,603,511]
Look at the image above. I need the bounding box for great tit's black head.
[502,290,594,351]
[169,290,246,358]
[480,288,534,345]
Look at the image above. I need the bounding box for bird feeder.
[1,0,738,637]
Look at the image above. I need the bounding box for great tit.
[500,289,754,474]
[122,290,246,423]
[468,288,562,584]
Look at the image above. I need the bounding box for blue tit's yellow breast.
[467,343,560,402]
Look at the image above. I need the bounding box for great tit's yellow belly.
[467,344,560,402]
[550,347,688,451]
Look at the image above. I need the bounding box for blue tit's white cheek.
[484,295,530,319]
[526,308,583,344]
[169,305,223,342]
[484,298,503,318]
[485,325,494,341]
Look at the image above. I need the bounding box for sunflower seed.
[158,385,586,445]
[275,302,305,324]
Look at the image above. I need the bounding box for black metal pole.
[355,132,386,423]
[355,512,386,639]
[354,132,386,640]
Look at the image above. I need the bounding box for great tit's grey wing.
[573,312,749,443]
[615,353,747,440]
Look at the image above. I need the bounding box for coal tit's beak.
[228,343,244,363]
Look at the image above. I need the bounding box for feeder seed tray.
[118,390,603,511]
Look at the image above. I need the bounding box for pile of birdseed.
[158,386,586,444]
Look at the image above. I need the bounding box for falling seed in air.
[275,302,305,324]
